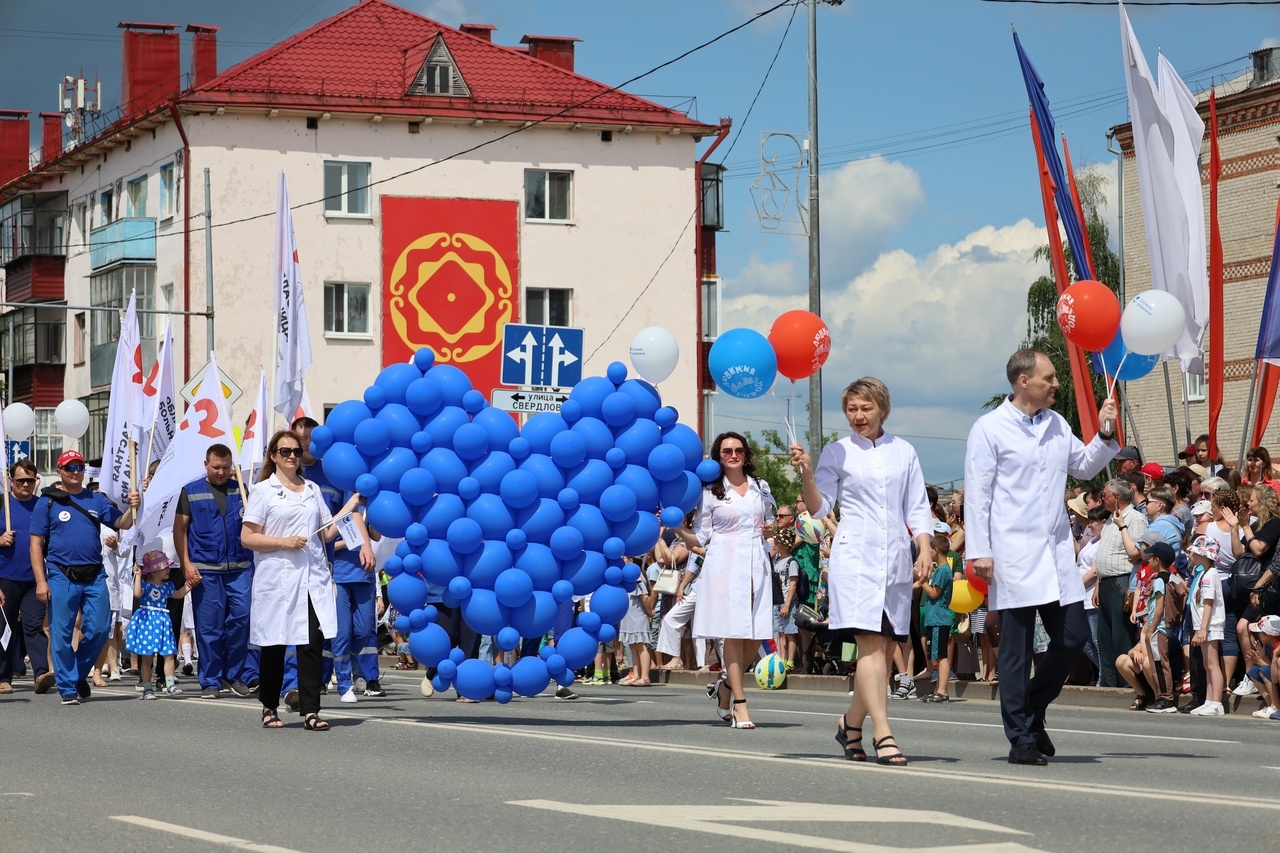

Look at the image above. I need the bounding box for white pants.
[656,590,717,666]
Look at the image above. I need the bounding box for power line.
[978,0,1280,5]
[718,0,800,163]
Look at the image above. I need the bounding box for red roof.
[188,0,716,133]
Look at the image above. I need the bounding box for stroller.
[793,601,856,676]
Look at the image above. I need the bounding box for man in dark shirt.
[0,460,53,694]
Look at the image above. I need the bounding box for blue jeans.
[334,581,379,693]
[1083,608,1100,684]
[190,568,252,689]
[47,569,111,699]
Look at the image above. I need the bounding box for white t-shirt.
[1077,537,1100,611]
[1190,566,1225,640]
[1203,521,1240,578]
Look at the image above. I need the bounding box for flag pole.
[2,464,10,534]
[1161,362,1179,462]
[1238,360,1260,468]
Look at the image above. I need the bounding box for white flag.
[133,354,240,550]
[1119,4,1202,372]
[99,290,142,506]
[272,171,313,419]
[140,322,178,472]
[242,365,269,477]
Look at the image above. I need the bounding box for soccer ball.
[755,653,787,689]
[795,514,823,545]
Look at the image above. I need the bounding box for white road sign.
[491,389,569,414]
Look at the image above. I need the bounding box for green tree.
[744,427,841,508]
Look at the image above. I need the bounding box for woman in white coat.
[791,377,932,766]
[674,432,775,729]
[242,429,358,731]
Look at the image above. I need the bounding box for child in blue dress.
[125,550,191,700]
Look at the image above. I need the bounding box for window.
[98,188,114,226]
[526,288,571,327]
[127,176,147,218]
[32,408,62,478]
[160,282,174,313]
[324,282,371,337]
[524,170,572,222]
[159,163,176,219]
[1184,371,1207,403]
[701,276,719,339]
[74,202,87,250]
[323,161,370,217]
[83,391,110,466]
[73,312,85,365]
[89,265,156,388]
[407,35,470,97]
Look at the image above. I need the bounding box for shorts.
[926,625,951,660]
[850,611,907,643]
[773,605,798,636]
[1247,664,1272,684]
[970,604,987,635]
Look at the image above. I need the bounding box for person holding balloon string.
[789,377,933,766]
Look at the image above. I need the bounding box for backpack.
[794,557,812,605]
[1162,572,1188,629]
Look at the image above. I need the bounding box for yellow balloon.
[949,579,984,614]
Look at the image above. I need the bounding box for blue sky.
[2,0,1276,483]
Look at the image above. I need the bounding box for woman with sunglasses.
[673,431,776,729]
[242,430,359,731]
[790,377,932,766]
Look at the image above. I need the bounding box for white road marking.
[185,700,1280,812]
[0,792,34,796]
[109,816,309,853]
[761,708,1242,744]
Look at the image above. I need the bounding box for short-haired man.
[966,349,1118,765]
[0,460,53,694]
[30,450,139,705]
[174,443,254,699]
[1094,477,1148,688]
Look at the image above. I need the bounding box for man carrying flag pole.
[100,291,144,511]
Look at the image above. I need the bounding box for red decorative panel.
[11,364,66,408]
[3,254,65,302]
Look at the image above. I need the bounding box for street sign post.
[180,363,244,408]
[501,324,584,389]
[491,388,569,415]
[4,440,29,468]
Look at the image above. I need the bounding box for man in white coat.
[966,349,1119,766]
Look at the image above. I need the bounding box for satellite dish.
[64,112,74,128]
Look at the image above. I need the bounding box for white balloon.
[1119,291,1186,356]
[55,399,91,439]
[629,326,680,385]
[4,402,35,441]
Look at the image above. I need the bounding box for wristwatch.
[1099,430,1115,442]
[1117,525,1127,531]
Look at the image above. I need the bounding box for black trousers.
[258,599,323,716]
[426,604,481,677]
[0,578,49,682]
[1096,575,1134,688]
[997,600,1089,748]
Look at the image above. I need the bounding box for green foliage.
[744,427,841,508]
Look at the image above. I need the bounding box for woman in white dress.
[674,431,775,729]
[242,429,358,731]
[791,377,932,766]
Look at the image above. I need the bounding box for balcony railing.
[0,312,65,370]
[0,207,66,266]
[89,217,155,270]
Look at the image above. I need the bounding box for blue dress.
[125,580,177,656]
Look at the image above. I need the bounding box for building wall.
[1119,88,1280,467]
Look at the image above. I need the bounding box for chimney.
[187,24,220,88]
[520,35,580,73]
[119,22,181,116]
[0,110,31,186]
[39,112,63,162]
[459,23,495,42]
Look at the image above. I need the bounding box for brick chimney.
[119,22,181,116]
[0,110,31,186]
[39,112,63,162]
[520,35,580,73]
[187,24,220,88]
[459,23,495,42]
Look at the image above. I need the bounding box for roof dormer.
[408,34,470,97]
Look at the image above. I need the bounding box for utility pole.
[806,0,830,461]
[204,168,215,358]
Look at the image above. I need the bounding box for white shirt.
[965,398,1118,610]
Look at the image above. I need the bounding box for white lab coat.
[811,433,932,636]
[690,477,775,641]
[245,474,337,646]
[964,399,1118,611]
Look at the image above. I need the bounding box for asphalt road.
[2,670,1277,853]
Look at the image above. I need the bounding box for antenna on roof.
[60,73,102,148]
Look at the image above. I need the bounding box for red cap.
[1177,444,1197,459]
[1140,462,1164,479]
[57,449,85,467]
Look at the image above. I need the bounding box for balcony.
[0,306,66,370]
[90,217,155,270]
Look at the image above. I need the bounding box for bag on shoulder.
[1163,574,1189,628]
[654,565,680,596]
[59,564,103,583]
[1232,554,1265,596]
[953,611,972,641]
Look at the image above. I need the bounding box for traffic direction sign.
[501,324,584,389]
[180,363,244,407]
[491,388,569,414]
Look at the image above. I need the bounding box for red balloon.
[965,561,989,596]
[1055,280,1121,352]
[768,310,831,381]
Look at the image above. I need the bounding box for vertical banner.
[380,197,518,398]
[273,170,313,419]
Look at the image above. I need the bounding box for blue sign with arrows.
[500,323,584,389]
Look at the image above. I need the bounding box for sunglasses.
[62,464,85,473]
[13,477,36,485]
[275,447,304,458]
[719,447,745,458]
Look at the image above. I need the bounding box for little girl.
[1187,535,1226,716]
[619,559,657,686]
[125,550,191,700]
[771,527,800,671]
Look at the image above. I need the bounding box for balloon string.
[767,389,797,448]
[1106,352,1128,400]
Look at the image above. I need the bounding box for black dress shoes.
[1032,726,1056,757]
[1009,743,1049,766]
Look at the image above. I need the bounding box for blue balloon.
[405,376,443,418]
[665,471,703,517]
[427,364,473,408]
[437,660,458,681]
[423,405,471,450]
[567,376,614,419]
[387,573,428,615]
[600,392,636,428]
[409,608,429,630]
[615,419,663,467]
[514,498,565,544]
[618,379,661,420]
[622,562,642,586]
[696,459,723,484]
[550,430,587,470]
[655,407,678,430]
[407,623,451,668]
[458,477,481,501]
[384,555,404,577]
[395,541,412,558]
[567,504,611,552]
[707,328,777,399]
[363,385,387,411]
[603,537,625,560]
[556,628,597,670]
[550,525,585,561]
[599,484,638,524]
[520,412,568,455]
[606,361,628,385]
[413,347,436,371]
[648,444,687,483]
[566,459,613,506]
[325,400,373,443]
[597,623,618,644]
[577,611,602,634]
[399,468,437,507]
[462,389,487,414]
[519,454,565,500]
[462,589,510,635]
[558,488,580,512]
[494,688,513,704]
[1098,330,1160,381]
[411,430,433,455]
[367,492,413,538]
[604,565,623,586]
[589,584,629,625]
[508,436,531,461]
[466,494,514,541]
[473,406,520,450]
[453,423,489,462]
[376,403,420,448]
[453,658,496,701]
[447,517,484,555]
[571,417,615,460]
[432,673,453,693]
[421,492,466,539]
[619,511,661,557]
[559,399,582,424]
[463,541,514,590]
[615,464,660,513]
[422,539,461,587]
[505,528,528,553]
[394,615,410,634]
[555,669,576,688]
[551,579,575,603]
[448,648,467,665]
[660,506,686,528]
[375,363,422,405]
[495,567,535,609]
[355,473,380,498]
[422,447,468,494]
[604,447,627,470]
[321,442,368,491]
[469,451,516,494]
[496,627,521,652]
[310,425,335,453]
[372,447,418,492]
[402,553,423,577]
[546,653,567,676]
[499,469,540,510]
[510,654,551,697]
[493,663,514,687]
[448,575,472,602]
[516,543,560,591]
[661,423,704,471]
[563,550,607,596]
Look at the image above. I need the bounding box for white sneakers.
[1251,705,1277,719]
[1189,701,1225,716]
[1232,679,1260,696]
[420,676,435,698]
[339,689,358,703]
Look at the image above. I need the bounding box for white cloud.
[818,156,925,277]
[1261,37,1279,49]
[1080,158,1120,255]
[417,0,470,25]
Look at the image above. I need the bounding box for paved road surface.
[2,670,1276,852]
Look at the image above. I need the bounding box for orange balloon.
[1056,280,1121,352]
[768,310,832,381]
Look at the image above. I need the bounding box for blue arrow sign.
[501,324,584,389]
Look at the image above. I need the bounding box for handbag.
[1232,554,1265,596]
[953,611,973,641]
[793,603,825,631]
[58,564,103,583]
[654,565,680,596]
